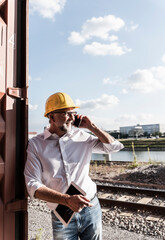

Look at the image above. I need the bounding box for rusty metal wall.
[0,0,28,239]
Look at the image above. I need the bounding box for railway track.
[93,178,165,190]
[97,183,165,215]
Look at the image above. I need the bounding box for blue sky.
[28,0,165,133]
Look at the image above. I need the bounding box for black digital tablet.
[54,182,86,226]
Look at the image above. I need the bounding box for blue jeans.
[51,196,102,240]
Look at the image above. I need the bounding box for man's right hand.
[64,194,93,212]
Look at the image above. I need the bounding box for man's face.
[50,108,77,133]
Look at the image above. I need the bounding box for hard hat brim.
[44,106,80,117]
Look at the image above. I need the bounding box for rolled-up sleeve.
[103,140,124,152]
[24,141,45,199]
[88,134,124,154]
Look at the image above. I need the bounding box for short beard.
[59,123,71,133]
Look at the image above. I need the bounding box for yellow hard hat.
[44,92,79,117]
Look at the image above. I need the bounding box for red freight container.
[0,0,28,239]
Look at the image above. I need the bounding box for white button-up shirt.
[24,128,124,210]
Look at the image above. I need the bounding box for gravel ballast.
[28,199,158,240]
[28,164,165,239]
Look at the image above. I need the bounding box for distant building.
[28,132,37,139]
[128,124,144,138]
[120,124,165,137]
[107,130,120,139]
[142,124,165,135]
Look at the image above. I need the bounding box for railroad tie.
[146,215,161,221]
[100,193,113,198]
[102,207,109,213]
[119,211,133,217]
[137,197,152,204]
[117,195,130,201]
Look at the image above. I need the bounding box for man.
[24,92,124,240]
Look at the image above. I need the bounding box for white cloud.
[83,42,132,56]
[162,54,165,62]
[34,77,41,81]
[121,88,128,94]
[87,113,165,131]
[109,35,118,41]
[29,0,66,21]
[68,14,133,57]
[125,22,139,32]
[29,75,41,81]
[103,77,122,85]
[68,15,125,45]
[68,32,85,45]
[86,113,164,131]
[128,66,165,93]
[75,94,119,110]
[88,115,118,131]
[116,113,154,126]
[103,78,113,85]
[29,103,38,111]
[130,24,139,31]
[116,114,137,124]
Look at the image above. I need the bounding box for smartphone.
[73,115,82,127]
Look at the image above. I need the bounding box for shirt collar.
[44,128,51,139]
[44,128,73,140]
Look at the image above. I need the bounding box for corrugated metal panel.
[0,0,28,239]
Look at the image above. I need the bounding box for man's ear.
[49,114,55,122]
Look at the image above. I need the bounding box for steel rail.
[97,184,165,197]
[99,197,165,215]
[93,178,165,190]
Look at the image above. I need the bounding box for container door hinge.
[6,199,27,212]
[7,87,27,100]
